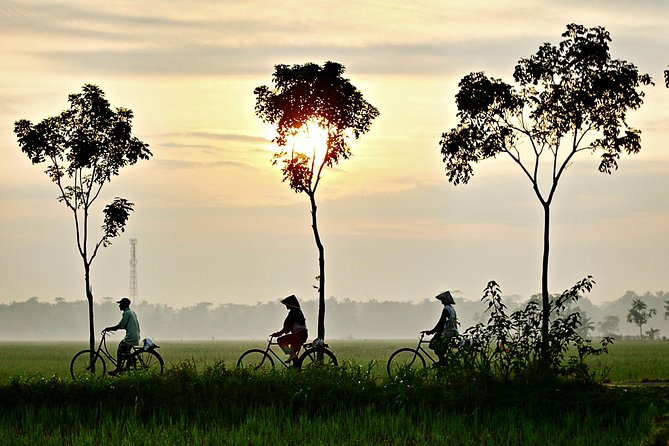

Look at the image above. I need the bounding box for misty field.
[2,340,669,445]
[1,339,669,383]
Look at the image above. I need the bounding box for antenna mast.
[129,238,138,301]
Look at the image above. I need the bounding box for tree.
[573,308,595,339]
[646,327,661,341]
[439,24,652,365]
[626,298,657,338]
[597,315,620,337]
[665,299,669,320]
[14,84,151,360]
[254,62,379,341]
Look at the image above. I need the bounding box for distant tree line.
[1,291,667,341]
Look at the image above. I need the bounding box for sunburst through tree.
[254,61,379,341]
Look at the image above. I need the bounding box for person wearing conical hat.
[271,295,309,363]
[422,291,459,366]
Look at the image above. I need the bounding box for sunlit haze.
[1,0,668,310]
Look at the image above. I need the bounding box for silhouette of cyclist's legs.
[277,331,308,360]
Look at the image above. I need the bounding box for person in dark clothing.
[271,294,308,363]
[422,290,459,365]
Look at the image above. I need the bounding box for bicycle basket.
[311,338,327,349]
[142,338,158,351]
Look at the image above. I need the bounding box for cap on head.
[116,297,131,307]
[280,294,300,309]
[435,291,455,305]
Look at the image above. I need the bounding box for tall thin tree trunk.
[309,192,326,341]
[85,264,96,370]
[540,203,550,370]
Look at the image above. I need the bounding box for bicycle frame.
[94,331,119,367]
[415,333,439,365]
[97,331,145,369]
[71,331,163,379]
[262,336,301,367]
[237,336,337,371]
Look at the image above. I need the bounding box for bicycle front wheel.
[70,350,106,379]
[387,348,426,376]
[298,348,338,369]
[237,349,274,371]
[131,350,164,374]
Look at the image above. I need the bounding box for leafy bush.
[448,277,612,383]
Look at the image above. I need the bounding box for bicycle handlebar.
[418,332,433,343]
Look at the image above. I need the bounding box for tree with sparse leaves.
[255,62,378,341]
[626,298,657,339]
[439,24,652,367]
[646,327,661,341]
[573,308,595,339]
[14,84,151,360]
[597,315,620,337]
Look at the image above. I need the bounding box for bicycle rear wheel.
[70,350,106,379]
[387,348,426,376]
[298,347,338,369]
[130,349,164,374]
[236,349,274,371]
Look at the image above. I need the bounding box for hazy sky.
[1,0,668,309]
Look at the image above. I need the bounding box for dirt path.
[606,381,669,388]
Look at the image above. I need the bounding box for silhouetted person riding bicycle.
[422,291,459,366]
[270,295,308,363]
[103,297,140,376]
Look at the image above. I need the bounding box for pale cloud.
[153,159,255,171]
[175,132,267,143]
[4,0,666,78]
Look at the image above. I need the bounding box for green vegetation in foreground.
[1,339,669,383]
[1,363,669,446]
[0,339,402,383]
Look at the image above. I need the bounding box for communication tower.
[129,238,138,301]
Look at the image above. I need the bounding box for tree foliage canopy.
[14,84,151,255]
[254,61,379,194]
[15,84,151,187]
[440,24,653,188]
[626,298,657,338]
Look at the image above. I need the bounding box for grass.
[1,362,668,445]
[1,405,661,445]
[1,338,668,383]
[586,340,669,382]
[1,339,669,444]
[0,338,403,383]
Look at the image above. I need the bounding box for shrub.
[449,277,612,383]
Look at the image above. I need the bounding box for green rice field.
[1,339,668,383]
[1,339,669,445]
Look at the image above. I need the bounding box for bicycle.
[237,336,338,371]
[386,332,456,376]
[70,331,164,379]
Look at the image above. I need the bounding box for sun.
[263,118,331,168]
[288,120,329,167]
